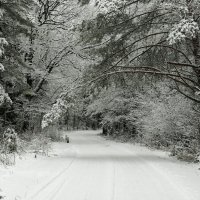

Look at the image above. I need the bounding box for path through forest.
[1,130,200,200]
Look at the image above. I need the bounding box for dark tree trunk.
[102,126,107,135]
[192,35,200,85]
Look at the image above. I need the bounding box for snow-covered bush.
[0,128,18,165]
[135,83,200,162]
[28,134,52,156]
[44,125,65,142]
[2,128,18,153]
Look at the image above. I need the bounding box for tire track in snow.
[110,144,193,200]
[19,131,200,200]
[47,146,97,200]
[26,151,77,200]
[110,158,116,200]
[47,178,67,200]
[49,157,90,200]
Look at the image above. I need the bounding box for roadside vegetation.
[1,0,200,165]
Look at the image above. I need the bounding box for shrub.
[135,83,200,162]
[28,135,52,156]
[0,128,18,165]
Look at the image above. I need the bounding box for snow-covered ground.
[1,130,200,200]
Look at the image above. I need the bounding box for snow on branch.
[160,2,189,15]
[0,37,8,57]
[0,37,11,106]
[95,0,127,14]
[0,63,5,72]
[0,9,4,19]
[42,96,74,129]
[0,85,12,106]
[167,19,199,45]
[0,37,8,72]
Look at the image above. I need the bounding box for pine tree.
[0,0,36,133]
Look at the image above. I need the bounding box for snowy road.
[1,130,200,200]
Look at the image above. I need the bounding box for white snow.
[1,130,200,200]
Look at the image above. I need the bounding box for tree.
[67,0,200,160]
[0,0,38,133]
[0,0,86,134]
[78,0,200,103]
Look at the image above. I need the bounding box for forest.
[0,0,200,163]
[1,0,200,199]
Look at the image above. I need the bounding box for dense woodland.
[0,0,200,163]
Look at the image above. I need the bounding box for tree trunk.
[192,35,200,85]
[34,65,54,93]
[73,113,76,130]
